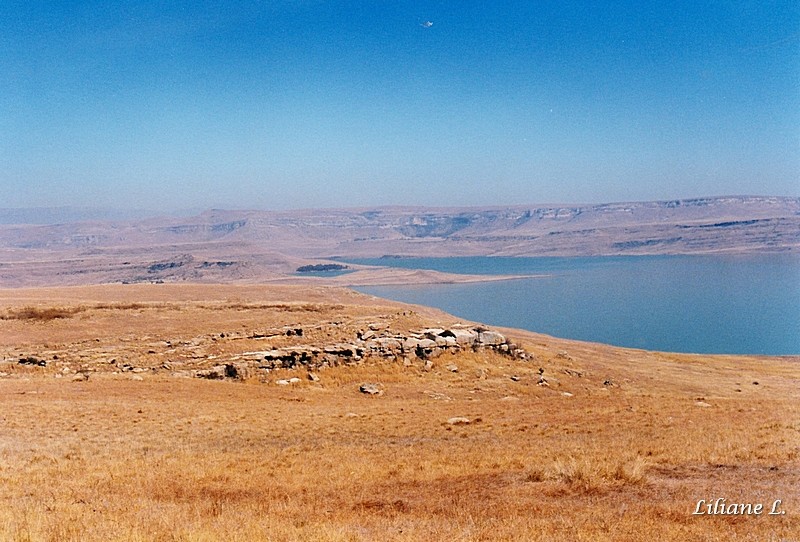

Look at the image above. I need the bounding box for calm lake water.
[343,255,800,355]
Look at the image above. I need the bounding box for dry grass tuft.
[1,306,85,321]
[548,455,649,493]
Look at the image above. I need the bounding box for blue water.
[343,255,800,355]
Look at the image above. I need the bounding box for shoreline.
[298,267,545,287]
[1,281,796,361]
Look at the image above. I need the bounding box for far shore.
[268,267,546,287]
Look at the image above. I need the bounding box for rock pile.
[2,320,530,384]
[226,325,529,376]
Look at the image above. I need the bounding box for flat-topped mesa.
[208,325,529,378]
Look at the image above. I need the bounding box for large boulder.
[477,330,506,346]
[446,329,478,346]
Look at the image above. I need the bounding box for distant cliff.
[0,196,797,286]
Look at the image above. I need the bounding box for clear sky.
[2,1,798,212]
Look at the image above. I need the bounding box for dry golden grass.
[0,306,87,321]
[0,284,798,541]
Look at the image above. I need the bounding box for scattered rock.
[500,396,519,402]
[71,372,89,382]
[224,363,255,380]
[424,391,452,401]
[561,392,574,397]
[307,372,320,382]
[510,375,521,382]
[196,366,226,380]
[359,383,383,395]
[695,401,712,408]
[130,375,144,381]
[446,364,458,373]
[19,357,47,367]
[447,417,471,425]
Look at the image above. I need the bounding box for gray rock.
[422,328,446,339]
[224,363,254,380]
[359,383,383,395]
[196,366,226,379]
[18,356,47,367]
[477,330,505,346]
[446,364,459,373]
[374,337,403,351]
[449,329,478,346]
[447,417,471,425]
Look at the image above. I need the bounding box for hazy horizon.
[2,193,799,226]
[2,2,798,212]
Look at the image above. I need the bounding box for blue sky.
[2,1,798,211]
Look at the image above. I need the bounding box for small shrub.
[3,306,84,321]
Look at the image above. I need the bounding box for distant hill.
[0,196,797,287]
[0,207,170,225]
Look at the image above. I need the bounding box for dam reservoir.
[344,255,800,356]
